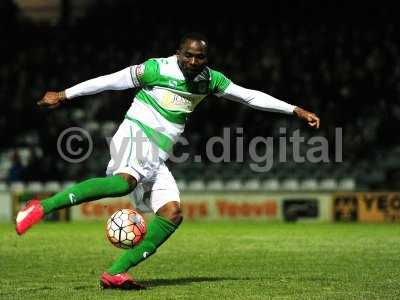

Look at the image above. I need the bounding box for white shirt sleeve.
[219,82,295,114]
[65,66,139,99]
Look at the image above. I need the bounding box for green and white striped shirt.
[126,55,231,158]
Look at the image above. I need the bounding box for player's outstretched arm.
[37,67,137,108]
[219,82,320,128]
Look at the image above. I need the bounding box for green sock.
[41,175,131,214]
[107,215,179,275]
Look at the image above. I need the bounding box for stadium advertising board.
[281,199,319,222]
[278,193,331,222]
[176,192,332,221]
[69,192,332,221]
[181,194,278,220]
[333,193,358,221]
[70,194,279,221]
[333,192,400,222]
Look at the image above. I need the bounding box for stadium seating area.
[1,1,400,191]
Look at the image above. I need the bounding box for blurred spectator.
[7,151,24,183]
[24,147,44,182]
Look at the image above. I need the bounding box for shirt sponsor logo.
[159,89,205,112]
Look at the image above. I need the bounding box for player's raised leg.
[15,173,137,235]
[101,199,182,290]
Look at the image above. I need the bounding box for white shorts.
[106,119,180,213]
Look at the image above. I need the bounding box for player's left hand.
[293,107,320,129]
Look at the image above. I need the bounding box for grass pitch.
[1,221,400,299]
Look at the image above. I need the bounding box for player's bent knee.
[170,209,183,226]
[115,173,137,191]
[157,201,183,226]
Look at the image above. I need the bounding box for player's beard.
[183,66,205,80]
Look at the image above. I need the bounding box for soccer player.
[15,33,320,289]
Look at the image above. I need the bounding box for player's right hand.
[37,91,66,109]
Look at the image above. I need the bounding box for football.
[106,208,147,249]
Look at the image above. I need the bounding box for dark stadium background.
[3,1,400,299]
[1,0,399,190]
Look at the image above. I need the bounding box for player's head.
[177,32,208,79]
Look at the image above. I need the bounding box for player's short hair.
[179,32,208,49]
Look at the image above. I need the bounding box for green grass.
[1,222,400,299]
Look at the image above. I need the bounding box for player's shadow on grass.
[141,276,241,287]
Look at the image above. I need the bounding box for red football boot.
[100,272,146,290]
[15,199,45,235]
